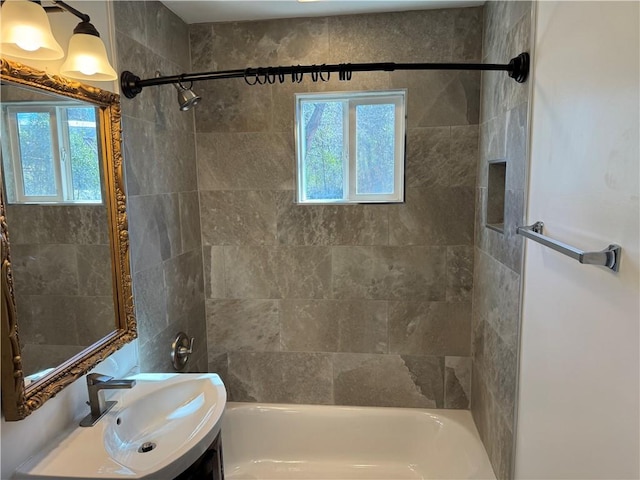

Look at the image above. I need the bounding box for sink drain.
[137,442,157,453]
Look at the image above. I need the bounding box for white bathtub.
[221,403,495,480]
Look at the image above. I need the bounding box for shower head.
[173,81,201,111]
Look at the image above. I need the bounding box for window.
[295,90,406,204]
[2,103,103,204]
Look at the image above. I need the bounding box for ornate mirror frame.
[0,58,136,421]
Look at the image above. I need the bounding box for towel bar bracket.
[517,221,621,272]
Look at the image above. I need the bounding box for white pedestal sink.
[13,373,226,479]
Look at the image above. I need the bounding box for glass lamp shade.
[60,33,117,81]
[0,0,64,60]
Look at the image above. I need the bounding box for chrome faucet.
[79,373,136,427]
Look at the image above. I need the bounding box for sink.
[14,373,226,479]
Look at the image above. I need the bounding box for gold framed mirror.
[0,58,136,421]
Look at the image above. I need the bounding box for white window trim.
[5,105,64,203]
[295,90,407,205]
[2,102,103,205]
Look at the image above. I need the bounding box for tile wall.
[191,7,483,407]
[113,1,208,372]
[471,2,532,478]
[6,204,113,374]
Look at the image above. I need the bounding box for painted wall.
[471,2,531,478]
[191,8,482,408]
[113,1,208,373]
[516,2,639,478]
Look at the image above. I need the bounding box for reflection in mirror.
[1,84,116,379]
[1,58,136,421]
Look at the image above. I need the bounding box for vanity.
[13,373,227,479]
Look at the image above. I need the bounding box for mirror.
[0,58,136,421]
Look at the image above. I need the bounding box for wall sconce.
[0,0,116,81]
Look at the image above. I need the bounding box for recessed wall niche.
[486,160,506,233]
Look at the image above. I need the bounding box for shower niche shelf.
[486,160,507,233]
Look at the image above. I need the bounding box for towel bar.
[517,221,621,272]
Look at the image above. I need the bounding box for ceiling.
[162,0,484,24]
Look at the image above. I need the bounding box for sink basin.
[14,373,226,479]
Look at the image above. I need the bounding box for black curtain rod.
[121,52,529,99]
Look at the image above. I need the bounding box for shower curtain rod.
[120,52,529,99]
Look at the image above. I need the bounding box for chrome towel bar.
[517,221,622,272]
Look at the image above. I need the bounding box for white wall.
[516,2,639,478]
[1,2,135,477]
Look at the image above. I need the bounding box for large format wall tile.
[6,205,108,245]
[11,244,78,295]
[332,246,447,300]
[197,133,294,191]
[203,246,225,299]
[227,352,333,403]
[195,80,273,133]
[132,263,167,342]
[333,354,444,408]
[206,299,280,353]
[388,301,471,356]
[207,17,329,71]
[472,2,532,478]
[193,7,482,408]
[76,245,113,296]
[164,250,205,325]
[447,245,474,302]
[445,356,471,408]
[280,299,388,353]
[127,193,182,273]
[389,187,475,245]
[115,1,207,373]
[473,249,521,349]
[224,246,332,299]
[276,192,389,246]
[328,10,454,63]
[200,191,277,246]
[405,125,478,189]
[391,70,481,127]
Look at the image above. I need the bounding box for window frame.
[295,90,407,205]
[2,101,103,205]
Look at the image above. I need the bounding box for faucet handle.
[178,337,195,356]
[171,332,194,371]
[86,373,113,386]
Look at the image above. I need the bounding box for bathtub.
[221,402,495,480]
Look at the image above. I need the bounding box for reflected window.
[295,90,406,204]
[2,103,102,204]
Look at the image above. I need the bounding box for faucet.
[79,373,136,427]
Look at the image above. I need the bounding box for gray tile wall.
[191,7,483,408]
[6,204,113,375]
[113,1,208,373]
[471,2,532,478]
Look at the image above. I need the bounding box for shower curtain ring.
[319,65,330,82]
[311,65,319,82]
[244,69,259,86]
[178,79,194,90]
[266,68,277,84]
[292,65,303,83]
[278,67,285,84]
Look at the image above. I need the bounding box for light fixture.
[0,0,117,81]
[0,0,64,60]
[60,20,117,81]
